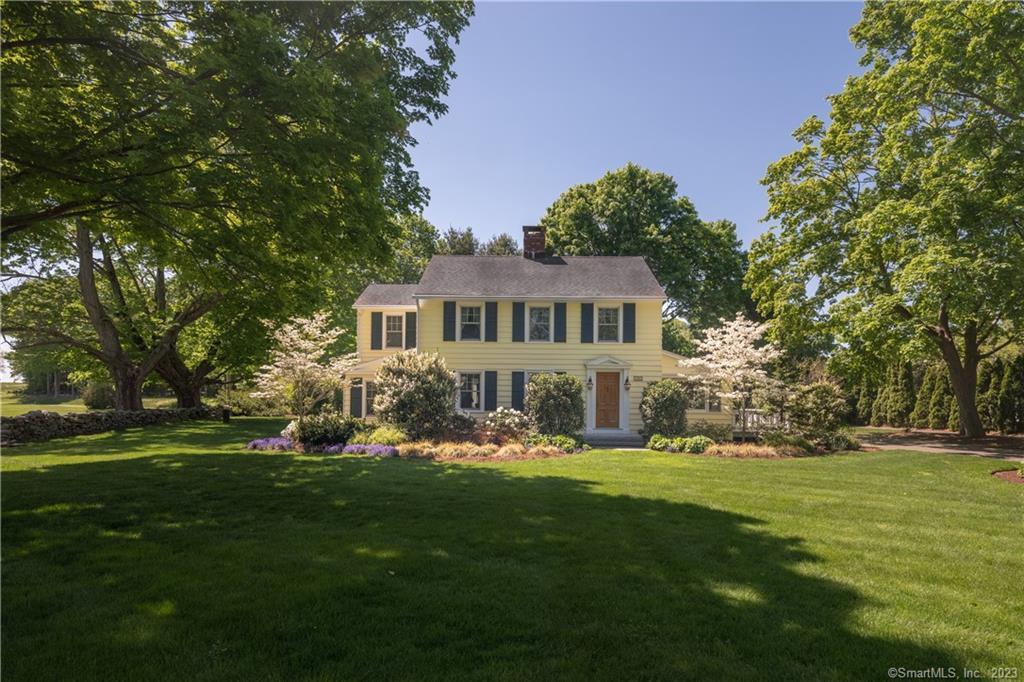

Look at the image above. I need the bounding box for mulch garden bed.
[992,469,1024,485]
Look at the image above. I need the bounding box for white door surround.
[584,356,631,434]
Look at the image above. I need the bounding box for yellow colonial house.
[344,226,733,445]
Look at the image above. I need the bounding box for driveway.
[856,427,1024,460]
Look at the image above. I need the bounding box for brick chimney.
[523,225,546,259]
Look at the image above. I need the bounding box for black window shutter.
[512,302,525,342]
[581,303,594,343]
[405,311,417,348]
[370,312,383,350]
[623,303,636,343]
[554,302,566,342]
[484,371,497,411]
[350,385,363,418]
[443,301,456,341]
[485,302,498,342]
[511,371,525,410]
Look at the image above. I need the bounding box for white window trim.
[457,303,484,342]
[384,314,404,349]
[527,304,553,343]
[594,303,622,344]
[456,370,485,413]
[364,380,377,416]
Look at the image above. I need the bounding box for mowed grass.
[1,383,174,417]
[2,419,1021,680]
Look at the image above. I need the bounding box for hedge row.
[1,407,213,445]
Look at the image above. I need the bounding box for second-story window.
[529,306,551,342]
[385,315,403,348]
[597,307,620,342]
[460,305,481,340]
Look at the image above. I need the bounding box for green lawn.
[1,382,174,417]
[2,419,1021,680]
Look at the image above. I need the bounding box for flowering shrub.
[246,437,294,451]
[373,351,457,440]
[442,412,478,442]
[646,434,714,453]
[640,380,688,438]
[524,373,584,436]
[483,407,531,442]
[340,444,399,457]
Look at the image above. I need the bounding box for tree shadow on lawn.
[2,454,963,681]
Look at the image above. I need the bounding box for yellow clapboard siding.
[415,299,663,432]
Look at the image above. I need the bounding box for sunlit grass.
[2,419,1021,680]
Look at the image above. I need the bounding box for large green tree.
[540,163,747,328]
[747,2,1024,436]
[1,2,471,407]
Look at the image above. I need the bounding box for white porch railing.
[733,409,785,435]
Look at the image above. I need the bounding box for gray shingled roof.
[414,255,665,298]
[353,284,418,307]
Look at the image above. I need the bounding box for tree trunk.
[112,366,145,411]
[934,334,983,437]
[155,349,209,408]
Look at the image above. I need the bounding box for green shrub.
[684,420,733,443]
[373,351,457,440]
[823,429,860,452]
[639,379,688,438]
[789,382,847,441]
[215,386,286,416]
[524,373,584,436]
[762,430,816,454]
[442,412,478,442]
[361,424,408,446]
[283,412,362,448]
[525,433,587,452]
[81,383,115,410]
[646,434,714,454]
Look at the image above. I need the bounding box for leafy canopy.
[540,163,747,327]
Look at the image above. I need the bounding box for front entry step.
[584,432,645,448]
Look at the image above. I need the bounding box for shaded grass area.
[1,382,173,417]
[2,419,1022,680]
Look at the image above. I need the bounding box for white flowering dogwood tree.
[680,313,781,439]
[252,312,357,420]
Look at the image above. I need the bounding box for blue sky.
[410,1,864,248]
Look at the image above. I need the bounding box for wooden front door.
[595,372,620,428]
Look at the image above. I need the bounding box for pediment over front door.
[584,355,632,369]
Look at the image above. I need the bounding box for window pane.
[365,381,376,415]
[460,306,481,340]
[597,307,619,342]
[385,315,403,348]
[529,307,550,341]
[459,373,481,410]
[708,391,722,412]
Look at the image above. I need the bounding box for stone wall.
[1,407,213,445]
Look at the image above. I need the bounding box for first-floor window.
[385,315,403,348]
[707,390,722,412]
[365,381,377,415]
[597,307,620,342]
[460,306,481,340]
[529,306,551,341]
[459,372,482,410]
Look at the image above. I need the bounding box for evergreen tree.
[910,365,938,428]
[977,358,1003,431]
[883,362,915,427]
[870,388,887,426]
[856,384,874,425]
[927,373,952,430]
[995,359,1024,433]
[946,395,960,433]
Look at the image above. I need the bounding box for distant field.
[1,383,172,417]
